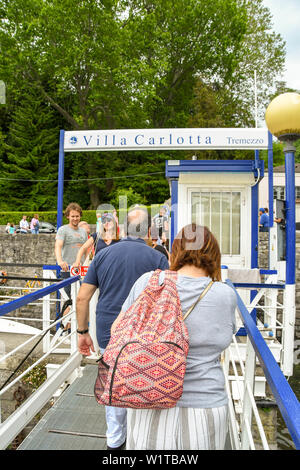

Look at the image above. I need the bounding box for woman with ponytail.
[120,224,237,450]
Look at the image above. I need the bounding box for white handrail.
[0,329,75,396]
[0,275,81,435]
[245,382,269,450]
[0,352,82,450]
[225,335,270,450]
[0,310,72,364]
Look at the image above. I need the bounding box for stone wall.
[0,233,57,331]
[0,232,56,266]
[258,232,269,269]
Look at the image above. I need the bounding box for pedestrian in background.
[19,215,29,234]
[55,203,88,334]
[78,221,91,237]
[76,207,169,450]
[30,214,40,234]
[259,208,269,232]
[9,224,16,235]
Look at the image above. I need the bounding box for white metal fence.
[0,273,82,449]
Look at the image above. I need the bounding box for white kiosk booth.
[166,158,264,271]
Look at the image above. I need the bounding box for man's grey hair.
[125,207,151,238]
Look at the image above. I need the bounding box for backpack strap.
[182,280,214,321]
[147,269,162,287]
[148,269,177,288]
[163,269,178,284]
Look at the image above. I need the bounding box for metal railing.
[225,279,300,450]
[0,273,81,450]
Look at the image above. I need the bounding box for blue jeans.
[60,271,71,299]
[100,347,127,448]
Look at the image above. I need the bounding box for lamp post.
[265,92,300,376]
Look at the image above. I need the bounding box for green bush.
[21,362,47,392]
[0,206,155,226]
[0,211,58,226]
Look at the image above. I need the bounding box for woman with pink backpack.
[118,224,237,450]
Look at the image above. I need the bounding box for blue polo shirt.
[83,237,169,348]
[260,213,269,227]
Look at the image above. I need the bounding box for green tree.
[0,88,61,210]
[186,80,253,160]
[224,0,286,125]
[296,140,300,163]
[261,141,285,169]
[260,138,300,170]
[0,0,286,209]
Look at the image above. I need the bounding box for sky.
[263,0,300,91]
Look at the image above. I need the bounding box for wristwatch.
[76,328,89,335]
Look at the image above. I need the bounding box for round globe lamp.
[265,92,300,142]
[265,92,300,377]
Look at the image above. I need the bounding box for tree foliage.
[0,0,287,210]
[0,88,63,210]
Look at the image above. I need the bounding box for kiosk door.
[187,187,249,268]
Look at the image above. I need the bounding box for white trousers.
[105,405,127,448]
[100,347,127,448]
[127,405,228,450]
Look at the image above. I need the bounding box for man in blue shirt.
[76,207,169,450]
[259,208,269,232]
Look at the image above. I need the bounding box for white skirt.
[126,405,228,450]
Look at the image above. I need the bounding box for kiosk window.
[191,191,241,255]
[274,185,300,200]
[274,186,285,200]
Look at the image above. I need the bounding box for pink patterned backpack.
[94,269,213,409]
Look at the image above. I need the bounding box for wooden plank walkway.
[18,364,107,450]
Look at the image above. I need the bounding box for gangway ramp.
[18,364,107,450]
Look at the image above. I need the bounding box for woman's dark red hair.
[170,224,221,281]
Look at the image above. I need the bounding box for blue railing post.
[226,279,300,450]
[57,130,65,230]
[251,180,259,270]
[268,131,274,229]
[284,143,296,285]
[251,165,259,327]
[282,142,296,376]
[170,178,178,251]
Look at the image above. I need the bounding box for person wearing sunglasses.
[72,212,119,269]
